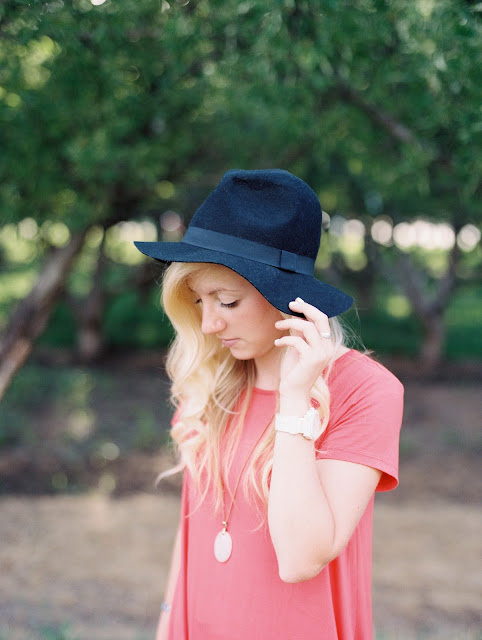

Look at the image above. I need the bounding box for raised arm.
[269,298,381,583]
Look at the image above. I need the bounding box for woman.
[134,169,404,639]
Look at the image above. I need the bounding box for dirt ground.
[0,374,481,639]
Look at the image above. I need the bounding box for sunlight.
[0,225,38,263]
[155,180,176,199]
[68,408,96,441]
[393,220,456,251]
[99,442,120,461]
[160,210,184,241]
[457,224,481,252]
[345,219,365,238]
[329,214,346,236]
[42,221,71,247]
[418,0,435,19]
[160,211,182,232]
[105,220,158,264]
[98,472,117,493]
[386,294,411,318]
[18,218,38,240]
[393,222,417,249]
[371,219,393,246]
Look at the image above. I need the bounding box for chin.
[228,345,256,361]
[230,351,252,361]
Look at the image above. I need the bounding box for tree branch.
[335,76,426,149]
[0,229,88,402]
[432,241,460,315]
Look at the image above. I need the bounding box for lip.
[220,338,239,348]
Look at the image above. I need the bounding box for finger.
[274,335,311,357]
[275,317,321,346]
[288,298,331,334]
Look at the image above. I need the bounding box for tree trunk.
[420,312,445,373]
[369,242,459,372]
[75,234,107,363]
[0,230,87,402]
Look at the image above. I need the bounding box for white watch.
[275,407,322,441]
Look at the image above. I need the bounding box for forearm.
[268,394,335,583]
[156,524,181,640]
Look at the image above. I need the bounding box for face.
[187,265,285,373]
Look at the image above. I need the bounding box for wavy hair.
[160,262,347,513]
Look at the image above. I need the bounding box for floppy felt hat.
[134,169,353,318]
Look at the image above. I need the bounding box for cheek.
[250,301,282,338]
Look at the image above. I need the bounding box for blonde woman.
[135,169,404,640]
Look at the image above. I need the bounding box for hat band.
[182,227,315,275]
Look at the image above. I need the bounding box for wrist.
[278,392,311,416]
[275,406,322,440]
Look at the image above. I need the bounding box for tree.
[1,0,481,399]
[0,0,224,398]
[202,0,482,367]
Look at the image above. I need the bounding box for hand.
[274,298,334,405]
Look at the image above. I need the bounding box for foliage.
[0,0,481,366]
[1,0,216,230]
[1,0,480,229]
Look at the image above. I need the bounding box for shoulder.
[330,349,404,397]
[320,350,404,492]
[326,350,404,428]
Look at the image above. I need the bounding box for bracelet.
[161,601,171,613]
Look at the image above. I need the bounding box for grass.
[0,362,173,494]
[374,632,481,640]
[0,623,478,640]
[0,627,153,640]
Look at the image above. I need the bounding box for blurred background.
[0,0,481,638]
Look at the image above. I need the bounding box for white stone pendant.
[214,529,232,563]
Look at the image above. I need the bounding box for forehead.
[187,264,249,293]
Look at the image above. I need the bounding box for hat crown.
[190,169,322,260]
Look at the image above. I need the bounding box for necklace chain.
[220,411,275,532]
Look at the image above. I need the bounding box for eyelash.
[194,299,239,309]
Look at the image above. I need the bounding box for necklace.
[214,411,275,563]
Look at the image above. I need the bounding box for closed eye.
[193,299,238,309]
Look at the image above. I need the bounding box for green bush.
[103,289,174,348]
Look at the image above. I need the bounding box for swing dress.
[167,349,404,639]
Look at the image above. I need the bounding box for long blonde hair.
[161,262,347,512]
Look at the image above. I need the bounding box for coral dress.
[168,350,404,639]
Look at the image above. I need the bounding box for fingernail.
[296,297,304,303]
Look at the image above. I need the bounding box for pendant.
[214,529,232,563]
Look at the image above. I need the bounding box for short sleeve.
[315,353,404,492]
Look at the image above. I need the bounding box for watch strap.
[275,406,321,440]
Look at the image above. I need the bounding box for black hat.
[134,169,353,318]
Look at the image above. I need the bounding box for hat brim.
[134,241,353,318]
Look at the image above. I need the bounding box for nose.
[201,304,227,335]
